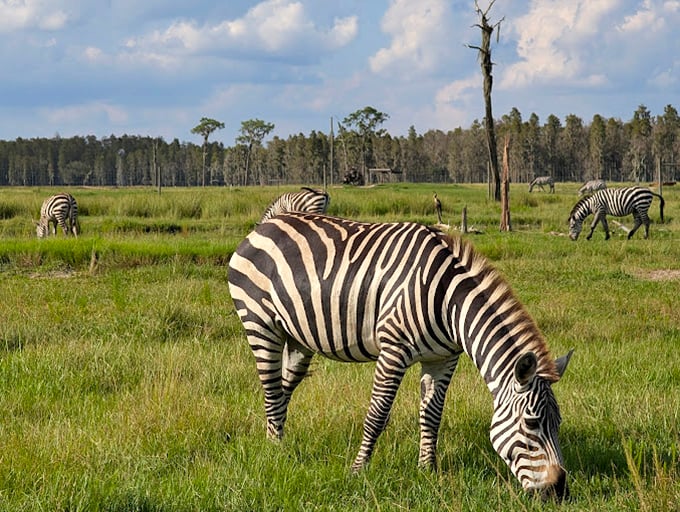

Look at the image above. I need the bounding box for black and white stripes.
[228,212,573,500]
[568,186,664,240]
[578,179,607,195]
[529,176,555,193]
[260,187,329,223]
[36,193,79,238]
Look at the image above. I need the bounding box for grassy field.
[0,183,678,511]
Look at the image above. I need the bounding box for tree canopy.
[1,105,679,188]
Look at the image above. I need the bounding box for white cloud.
[43,101,128,125]
[648,60,680,87]
[617,0,667,31]
[0,0,70,32]
[500,0,619,88]
[369,0,457,75]
[83,46,103,62]
[122,0,357,67]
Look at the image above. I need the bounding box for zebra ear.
[514,352,537,387]
[554,349,574,379]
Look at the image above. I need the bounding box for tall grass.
[0,183,678,510]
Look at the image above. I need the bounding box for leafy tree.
[342,106,389,182]
[653,104,680,181]
[542,114,562,179]
[604,117,625,181]
[626,105,653,181]
[522,113,542,183]
[191,117,224,186]
[588,114,606,180]
[236,118,274,185]
[561,114,587,182]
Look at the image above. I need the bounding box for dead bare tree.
[468,0,504,201]
[500,136,512,231]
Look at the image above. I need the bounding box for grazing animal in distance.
[259,187,329,223]
[36,193,79,238]
[568,186,664,240]
[228,212,574,501]
[529,176,555,193]
[578,179,607,195]
[433,193,443,224]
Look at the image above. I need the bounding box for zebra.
[568,186,664,240]
[36,193,79,238]
[228,213,574,500]
[260,187,330,223]
[529,176,555,193]
[578,179,607,196]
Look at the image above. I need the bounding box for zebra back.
[578,179,606,195]
[259,187,330,223]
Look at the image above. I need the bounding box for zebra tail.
[651,192,665,223]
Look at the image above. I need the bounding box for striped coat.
[568,186,664,240]
[36,193,79,238]
[529,176,555,193]
[228,213,573,500]
[260,187,329,223]
[578,179,607,195]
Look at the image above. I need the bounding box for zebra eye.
[525,417,540,430]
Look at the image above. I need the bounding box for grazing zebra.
[228,213,574,500]
[529,176,555,193]
[578,179,607,196]
[568,186,664,240]
[260,187,329,223]
[36,193,79,238]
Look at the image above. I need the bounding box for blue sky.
[1,0,679,146]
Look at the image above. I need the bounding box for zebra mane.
[568,195,592,219]
[443,234,560,382]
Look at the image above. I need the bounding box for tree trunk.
[472,2,502,201]
[500,136,511,231]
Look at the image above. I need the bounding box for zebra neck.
[453,298,541,399]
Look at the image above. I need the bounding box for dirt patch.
[29,270,75,279]
[633,269,680,281]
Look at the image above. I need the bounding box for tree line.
[0,104,678,188]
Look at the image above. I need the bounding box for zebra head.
[490,350,573,501]
[568,215,583,240]
[568,197,591,240]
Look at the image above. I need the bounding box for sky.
[1,0,679,146]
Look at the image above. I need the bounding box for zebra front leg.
[418,356,460,470]
[601,218,610,240]
[587,214,603,240]
[351,351,408,472]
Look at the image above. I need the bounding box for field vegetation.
[0,183,678,511]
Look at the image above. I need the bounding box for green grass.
[0,183,678,511]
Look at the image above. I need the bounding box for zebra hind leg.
[418,356,460,470]
[351,350,409,472]
[628,213,645,239]
[246,330,289,441]
[281,339,314,405]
